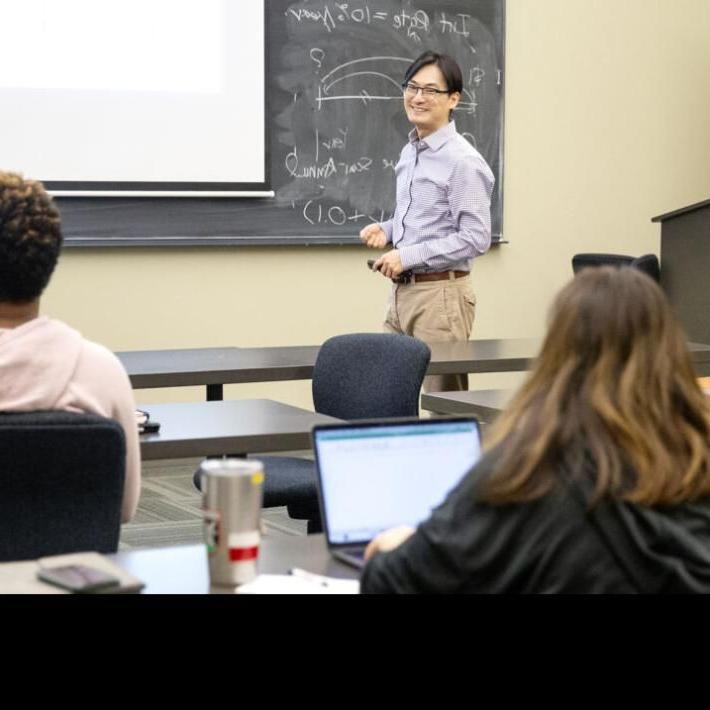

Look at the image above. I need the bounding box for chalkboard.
[60,0,504,247]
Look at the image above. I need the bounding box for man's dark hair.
[403,51,463,121]
[0,172,62,303]
[404,51,463,93]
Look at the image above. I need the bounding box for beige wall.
[42,0,710,409]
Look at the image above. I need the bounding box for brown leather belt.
[410,270,469,283]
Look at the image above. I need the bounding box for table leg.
[206,384,223,401]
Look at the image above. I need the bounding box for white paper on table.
[236,571,359,594]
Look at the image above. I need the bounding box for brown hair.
[482,266,710,506]
[0,171,62,302]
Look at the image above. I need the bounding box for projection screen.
[0,0,268,196]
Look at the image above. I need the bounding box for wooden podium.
[653,199,710,344]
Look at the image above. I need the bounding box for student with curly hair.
[0,171,140,522]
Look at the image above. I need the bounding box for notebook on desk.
[312,417,482,569]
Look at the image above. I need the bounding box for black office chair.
[193,333,431,533]
[571,253,660,283]
[0,411,126,562]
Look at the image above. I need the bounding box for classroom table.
[421,389,513,422]
[118,338,542,400]
[109,535,358,594]
[119,346,318,400]
[422,370,710,421]
[139,398,341,460]
[118,339,710,400]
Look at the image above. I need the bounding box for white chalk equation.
[299,199,393,226]
[277,1,500,230]
[285,146,373,180]
[286,3,475,42]
[284,128,399,182]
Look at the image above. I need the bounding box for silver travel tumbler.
[200,458,264,587]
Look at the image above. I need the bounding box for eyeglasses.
[402,82,450,99]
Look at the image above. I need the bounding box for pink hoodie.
[0,316,140,522]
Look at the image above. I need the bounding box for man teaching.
[360,51,495,392]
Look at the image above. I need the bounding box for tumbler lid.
[199,458,263,477]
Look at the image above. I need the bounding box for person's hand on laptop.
[364,525,416,561]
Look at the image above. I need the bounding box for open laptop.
[312,417,482,569]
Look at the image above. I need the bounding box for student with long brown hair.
[361,266,710,593]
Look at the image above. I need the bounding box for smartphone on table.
[37,565,121,593]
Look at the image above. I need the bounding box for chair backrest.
[312,333,431,420]
[571,252,661,283]
[630,254,661,283]
[572,253,634,273]
[0,411,126,562]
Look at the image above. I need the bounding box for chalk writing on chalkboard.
[273,0,503,236]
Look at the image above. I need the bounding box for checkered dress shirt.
[379,121,494,273]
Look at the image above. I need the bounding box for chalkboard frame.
[59,0,505,248]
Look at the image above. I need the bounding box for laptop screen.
[313,418,482,546]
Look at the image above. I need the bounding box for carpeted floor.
[119,456,308,550]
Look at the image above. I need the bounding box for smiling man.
[360,51,494,392]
